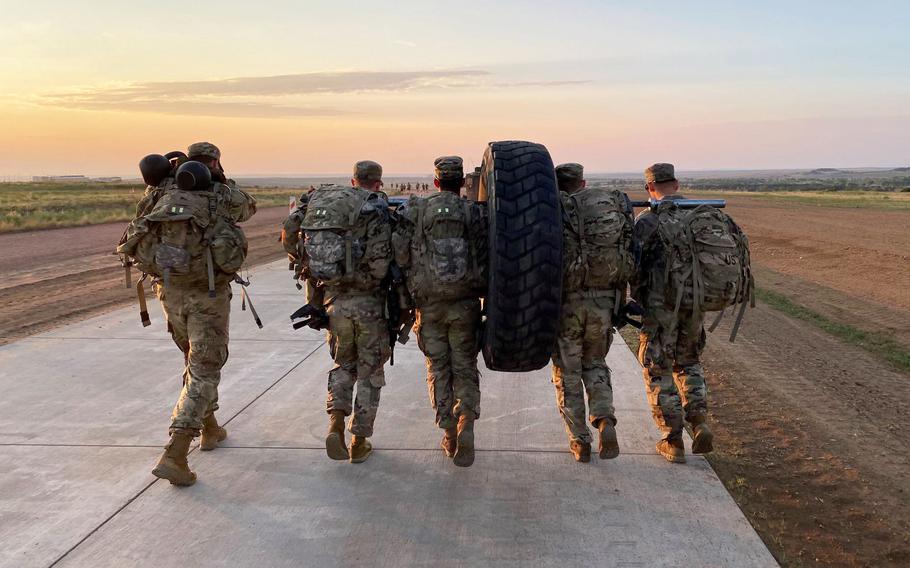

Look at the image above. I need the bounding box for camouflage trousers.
[551,293,617,444]
[325,293,390,438]
[156,281,231,435]
[638,300,708,441]
[415,298,481,430]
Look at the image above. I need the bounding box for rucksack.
[407,191,485,303]
[281,199,308,286]
[117,182,248,295]
[562,187,634,293]
[300,185,376,287]
[654,201,754,340]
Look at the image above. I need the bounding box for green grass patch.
[756,287,910,373]
[0,182,308,232]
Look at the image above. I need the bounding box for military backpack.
[300,185,380,288]
[562,187,635,293]
[117,181,248,295]
[406,191,485,304]
[654,201,754,338]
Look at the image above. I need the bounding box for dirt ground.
[624,192,910,567]
[3,196,910,566]
[0,206,290,345]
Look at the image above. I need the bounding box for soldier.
[392,156,486,467]
[120,142,257,486]
[302,161,393,464]
[633,162,715,463]
[551,163,629,463]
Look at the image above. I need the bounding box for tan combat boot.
[597,419,620,460]
[200,414,227,451]
[689,415,714,454]
[441,427,457,458]
[325,410,349,461]
[453,412,476,467]
[349,435,373,463]
[151,431,197,486]
[569,441,592,463]
[656,437,686,464]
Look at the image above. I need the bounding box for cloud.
[393,40,418,48]
[39,98,351,119]
[34,69,594,118]
[60,70,490,100]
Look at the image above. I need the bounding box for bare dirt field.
[0,206,290,345]
[623,192,910,567]
[3,194,909,567]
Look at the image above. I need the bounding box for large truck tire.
[479,141,563,372]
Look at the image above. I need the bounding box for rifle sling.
[136,278,151,327]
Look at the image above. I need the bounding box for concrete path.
[0,260,778,568]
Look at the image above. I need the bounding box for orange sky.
[2,2,909,177]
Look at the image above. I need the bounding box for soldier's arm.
[281,210,304,258]
[630,215,657,302]
[225,182,257,223]
[390,199,417,269]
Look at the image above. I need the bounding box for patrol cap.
[555,163,584,184]
[187,142,221,160]
[353,160,382,183]
[434,156,464,180]
[644,162,676,183]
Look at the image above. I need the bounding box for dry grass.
[0,182,306,232]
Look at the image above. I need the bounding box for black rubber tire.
[480,141,563,372]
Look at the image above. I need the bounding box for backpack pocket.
[211,222,249,275]
[305,230,347,282]
[429,237,469,283]
[695,234,740,311]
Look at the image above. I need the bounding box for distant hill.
[807,168,844,175]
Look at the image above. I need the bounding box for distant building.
[31,175,122,183]
[32,175,90,183]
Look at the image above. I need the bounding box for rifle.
[386,195,726,210]
[290,303,328,331]
[614,300,645,331]
[630,198,726,209]
[384,263,414,366]
[233,274,264,329]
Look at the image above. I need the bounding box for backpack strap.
[343,191,373,274]
[205,193,218,297]
[570,193,590,286]
[463,199,480,283]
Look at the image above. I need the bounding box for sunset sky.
[1,1,908,176]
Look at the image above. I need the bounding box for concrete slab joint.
[0,260,778,568]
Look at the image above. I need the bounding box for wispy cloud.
[34,69,593,118]
[393,40,418,48]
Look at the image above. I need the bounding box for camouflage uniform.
[157,142,257,435]
[415,298,482,428]
[632,163,706,441]
[315,161,393,438]
[392,157,485,431]
[325,293,389,437]
[551,163,618,445]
